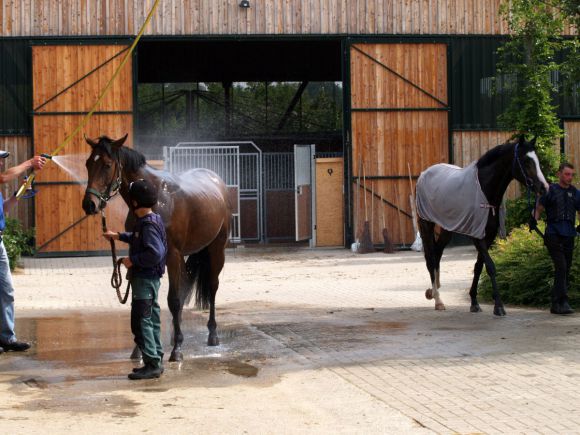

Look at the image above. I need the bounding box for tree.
[498,0,579,176]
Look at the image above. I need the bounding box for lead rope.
[101,210,130,304]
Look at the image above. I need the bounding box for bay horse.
[416,136,549,316]
[81,134,231,361]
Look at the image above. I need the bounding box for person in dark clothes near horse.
[532,162,580,315]
[103,179,168,379]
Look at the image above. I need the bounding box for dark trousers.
[544,234,575,304]
[130,277,162,367]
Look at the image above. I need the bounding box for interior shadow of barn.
[136,39,344,246]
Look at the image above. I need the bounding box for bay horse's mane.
[95,136,146,172]
[118,146,147,172]
[476,139,515,169]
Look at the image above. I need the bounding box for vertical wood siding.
[0,0,517,36]
[564,121,580,174]
[0,135,33,229]
[32,44,132,253]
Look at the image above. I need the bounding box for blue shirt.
[539,184,580,237]
[0,191,5,232]
[119,213,167,278]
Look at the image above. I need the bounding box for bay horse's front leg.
[473,239,505,316]
[167,249,188,362]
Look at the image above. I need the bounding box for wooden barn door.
[32,44,132,254]
[349,43,449,246]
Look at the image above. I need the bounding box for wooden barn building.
[0,1,578,255]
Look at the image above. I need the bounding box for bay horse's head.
[82,134,128,215]
[512,135,549,196]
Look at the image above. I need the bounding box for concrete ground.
[1,245,579,434]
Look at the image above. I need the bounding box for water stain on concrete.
[225,361,259,377]
[0,311,274,416]
[3,302,573,417]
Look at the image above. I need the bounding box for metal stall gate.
[262,152,295,242]
[294,144,315,243]
[164,142,263,243]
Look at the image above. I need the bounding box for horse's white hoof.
[435,303,446,310]
[425,289,433,300]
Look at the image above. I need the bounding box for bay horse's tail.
[185,248,212,310]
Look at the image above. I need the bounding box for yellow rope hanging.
[16,0,161,199]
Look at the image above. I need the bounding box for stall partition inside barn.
[0,1,578,256]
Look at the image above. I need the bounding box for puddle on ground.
[0,310,276,415]
[225,361,259,377]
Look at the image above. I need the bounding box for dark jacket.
[119,213,167,278]
[540,184,580,237]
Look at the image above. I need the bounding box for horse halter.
[512,142,534,189]
[86,155,122,210]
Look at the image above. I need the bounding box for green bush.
[3,218,35,271]
[505,196,533,235]
[479,223,580,307]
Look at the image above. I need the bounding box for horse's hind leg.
[205,226,228,346]
[420,219,449,310]
[167,248,188,362]
[430,229,451,310]
[420,219,437,295]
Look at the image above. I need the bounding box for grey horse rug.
[416,162,492,239]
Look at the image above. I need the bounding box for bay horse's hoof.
[169,350,183,362]
[130,346,142,360]
[470,304,482,313]
[207,334,220,346]
[493,306,506,316]
[435,303,446,311]
[425,289,433,300]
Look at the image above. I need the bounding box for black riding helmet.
[129,179,157,209]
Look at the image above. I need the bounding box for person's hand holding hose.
[31,155,47,170]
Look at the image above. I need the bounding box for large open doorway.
[136,39,343,245]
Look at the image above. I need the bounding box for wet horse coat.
[82,135,231,361]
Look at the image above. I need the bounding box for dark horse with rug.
[82,134,231,361]
[416,136,549,316]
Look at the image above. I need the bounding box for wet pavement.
[2,246,580,434]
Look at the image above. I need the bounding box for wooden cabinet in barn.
[315,158,344,247]
[32,44,132,254]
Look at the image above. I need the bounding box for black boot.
[551,301,575,315]
[559,300,574,315]
[128,363,162,380]
[0,341,30,352]
[132,364,164,374]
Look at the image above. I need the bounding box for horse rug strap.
[416,162,492,239]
